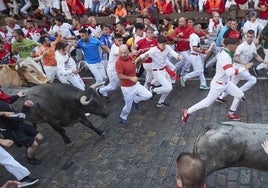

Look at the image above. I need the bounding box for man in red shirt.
[171,17,194,76]
[115,44,152,124]
[133,26,158,88]
[256,0,268,26]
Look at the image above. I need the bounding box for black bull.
[194,121,268,176]
[10,83,109,145]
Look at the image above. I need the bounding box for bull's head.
[16,57,49,85]
[79,87,109,118]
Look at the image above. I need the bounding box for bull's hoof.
[65,141,74,147]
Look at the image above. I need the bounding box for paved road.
[1,72,268,188]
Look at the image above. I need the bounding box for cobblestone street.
[1,77,268,188]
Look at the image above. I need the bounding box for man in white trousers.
[116,45,152,124]
[97,33,123,98]
[136,35,183,107]
[182,38,253,123]
[180,23,210,90]
[0,138,39,188]
[216,30,268,108]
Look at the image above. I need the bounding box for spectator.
[4,17,21,37]
[207,12,223,45]
[144,16,159,36]
[12,29,40,60]
[0,90,44,165]
[21,20,42,42]
[155,0,174,14]
[0,39,16,64]
[77,28,110,88]
[115,21,131,44]
[55,41,85,90]
[88,16,102,38]
[204,0,225,14]
[176,152,206,188]
[0,26,13,43]
[242,10,264,46]
[180,0,189,12]
[91,0,100,16]
[0,0,9,15]
[222,19,242,42]
[215,18,233,47]
[225,0,236,11]
[189,0,199,11]
[136,0,153,14]
[110,1,127,21]
[20,0,32,15]
[256,0,268,27]
[99,24,113,67]
[257,23,268,71]
[116,44,152,124]
[0,138,39,187]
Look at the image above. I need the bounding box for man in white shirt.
[182,38,253,123]
[216,30,268,105]
[136,35,183,107]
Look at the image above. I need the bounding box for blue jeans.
[189,0,198,6]
[91,1,100,15]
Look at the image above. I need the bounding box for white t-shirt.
[235,41,257,64]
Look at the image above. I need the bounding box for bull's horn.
[80,95,93,105]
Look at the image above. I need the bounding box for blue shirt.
[77,37,103,64]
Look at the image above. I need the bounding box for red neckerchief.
[0,91,11,103]
[157,45,164,52]
[213,19,220,29]
[90,24,96,29]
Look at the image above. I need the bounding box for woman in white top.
[55,42,85,91]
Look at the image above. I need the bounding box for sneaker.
[18,176,39,188]
[27,157,41,165]
[226,112,240,121]
[181,109,190,123]
[118,117,128,124]
[180,77,186,87]
[156,102,169,108]
[216,97,226,104]
[199,85,210,90]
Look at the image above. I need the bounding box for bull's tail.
[193,127,211,155]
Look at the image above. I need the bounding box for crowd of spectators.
[0,0,262,22]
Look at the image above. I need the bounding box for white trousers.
[43,65,57,83]
[184,54,207,86]
[58,74,85,91]
[86,63,107,84]
[188,79,244,114]
[120,82,152,120]
[143,63,153,88]
[175,50,193,75]
[152,69,173,104]
[0,146,30,180]
[99,69,119,97]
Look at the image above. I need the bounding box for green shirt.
[12,39,39,59]
[262,25,268,49]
